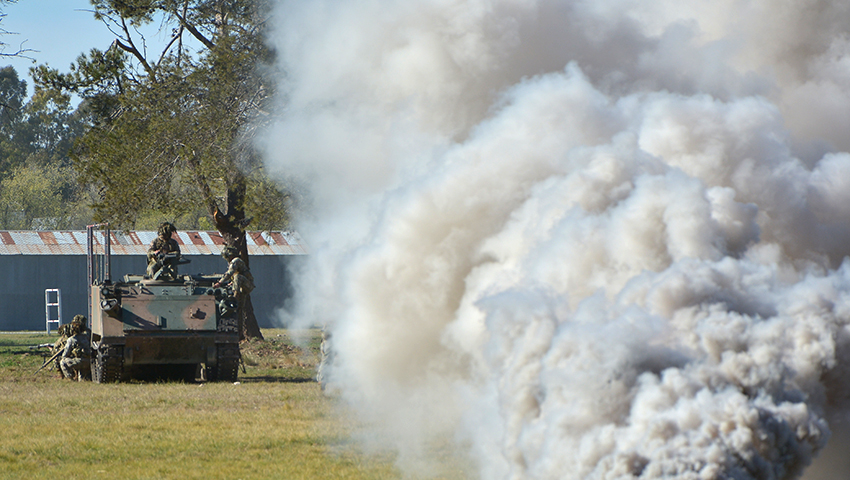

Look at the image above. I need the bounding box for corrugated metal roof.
[0,230,308,256]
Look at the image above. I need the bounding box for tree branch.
[111,36,156,82]
[172,10,215,50]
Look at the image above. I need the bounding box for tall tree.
[0,3,92,230]
[0,65,27,175]
[34,0,286,340]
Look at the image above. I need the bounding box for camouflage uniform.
[218,256,255,297]
[146,222,181,279]
[51,324,71,378]
[71,314,92,341]
[215,247,255,340]
[60,321,91,381]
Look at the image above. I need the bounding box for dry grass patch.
[239,328,320,381]
[0,330,399,480]
[0,329,471,480]
[0,381,399,479]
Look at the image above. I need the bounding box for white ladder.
[45,289,62,334]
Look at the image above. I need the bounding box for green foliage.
[0,64,92,229]
[0,66,28,175]
[0,2,290,233]
[31,47,128,122]
[0,65,26,131]
[246,169,291,230]
[32,0,288,232]
[20,85,81,163]
[0,162,92,229]
[92,0,159,25]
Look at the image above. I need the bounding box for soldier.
[70,313,90,336]
[146,221,181,279]
[214,246,255,301]
[214,246,254,339]
[51,323,71,378]
[60,318,91,381]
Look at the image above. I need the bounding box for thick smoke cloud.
[262,0,850,478]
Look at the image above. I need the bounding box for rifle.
[29,343,54,350]
[33,349,63,375]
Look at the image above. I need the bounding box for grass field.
[0,329,471,480]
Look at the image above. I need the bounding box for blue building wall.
[0,255,296,331]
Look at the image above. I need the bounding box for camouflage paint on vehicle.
[90,273,241,383]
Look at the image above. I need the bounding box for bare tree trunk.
[240,295,263,340]
[214,183,264,341]
[187,156,265,342]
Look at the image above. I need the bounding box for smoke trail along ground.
[262,1,850,478]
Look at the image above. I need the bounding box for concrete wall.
[0,255,296,331]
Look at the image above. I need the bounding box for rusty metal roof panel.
[135,231,157,245]
[180,245,208,256]
[11,231,41,245]
[72,231,88,245]
[52,231,82,245]
[0,231,307,255]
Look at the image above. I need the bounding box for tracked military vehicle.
[87,224,241,383]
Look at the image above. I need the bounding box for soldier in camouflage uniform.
[214,246,255,339]
[70,314,90,336]
[146,222,181,279]
[51,323,71,378]
[214,246,255,300]
[60,319,91,381]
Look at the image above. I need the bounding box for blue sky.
[0,0,179,96]
[2,1,112,84]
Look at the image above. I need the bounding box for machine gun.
[151,252,191,280]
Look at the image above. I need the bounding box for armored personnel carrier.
[87,224,241,383]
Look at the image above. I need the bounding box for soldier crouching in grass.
[60,317,92,381]
[51,323,71,379]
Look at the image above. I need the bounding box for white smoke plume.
[262,0,850,478]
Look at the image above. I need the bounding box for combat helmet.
[71,314,87,329]
[157,221,177,238]
[68,321,83,336]
[221,245,238,260]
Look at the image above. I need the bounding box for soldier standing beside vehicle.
[60,318,91,381]
[214,246,254,339]
[214,246,255,303]
[146,222,181,279]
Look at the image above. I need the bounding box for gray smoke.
[262,1,850,478]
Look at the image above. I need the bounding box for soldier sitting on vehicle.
[60,318,91,381]
[146,222,182,280]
